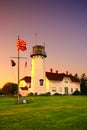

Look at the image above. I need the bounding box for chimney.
[50,68,53,73]
[66,71,68,75]
[56,70,58,74]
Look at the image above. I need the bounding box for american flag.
[16,39,27,51]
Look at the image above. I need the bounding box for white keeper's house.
[19,45,80,96]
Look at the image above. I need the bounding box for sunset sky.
[0,0,87,87]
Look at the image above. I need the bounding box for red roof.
[46,72,64,81]
[46,72,80,82]
[20,76,31,83]
[20,86,28,90]
[20,73,80,84]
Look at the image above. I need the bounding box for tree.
[2,82,18,95]
[0,90,4,95]
[80,73,87,94]
[74,73,79,79]
[10,83,18,95]
[81,73,86,79]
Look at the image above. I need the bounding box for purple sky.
[0,0,87,87]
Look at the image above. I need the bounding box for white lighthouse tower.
[30,45,47,95]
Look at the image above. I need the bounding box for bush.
[0,90,4,96]
[72,90,81,95]
[38,92,51,96]
[53,93,61,96]
[28,92,34,96]
[35,93,37,96]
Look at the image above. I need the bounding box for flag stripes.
[16,39,27,51]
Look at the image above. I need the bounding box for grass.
[0,96,87,130]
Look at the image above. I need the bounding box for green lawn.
[0,96,87,130]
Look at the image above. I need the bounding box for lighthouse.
[30,45,47,95]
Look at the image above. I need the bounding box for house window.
[52,87,56,92]
[39,79,44,86]
[59,87,62,92]
[65,78,68,83]
[65,81,68,83]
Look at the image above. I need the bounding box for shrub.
[28,92,34,96]
[72,90,81,95]
[35,93,37,96]
[38,92,51,96]
[0,90,4,96]
[53,93,61,96]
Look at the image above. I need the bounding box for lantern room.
[30,45,47,58]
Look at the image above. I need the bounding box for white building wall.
[46,77,50,92]
[46,77,80,95]
[30,55,46,94]
[61,77,80,94]
[19,89,29,96]
[19,81,31,96]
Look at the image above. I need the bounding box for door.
[65,87,68,95]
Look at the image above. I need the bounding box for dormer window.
[65,80,68,83]
[64,78,68,83]
[39,79,44,86]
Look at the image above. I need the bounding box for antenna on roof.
[35,33,37,45]
[44,42,46,48]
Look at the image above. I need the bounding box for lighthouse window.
[71,88,73,92]
[39,79,44,86]
[38,49,42,54]
[59,87,62,92]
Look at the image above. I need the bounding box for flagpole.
[17,35,20,103]
[18,48,20,103]
[16,35,27,103]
